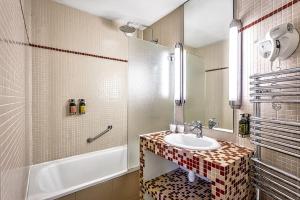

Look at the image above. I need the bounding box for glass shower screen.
[127,38,175,169]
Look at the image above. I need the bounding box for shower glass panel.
[128,38,174,169]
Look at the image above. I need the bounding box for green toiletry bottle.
[245,114,251,136]
[239,114,247,137]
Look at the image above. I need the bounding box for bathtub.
[27,145,128,200]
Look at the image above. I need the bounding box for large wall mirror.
[184,0,234,131]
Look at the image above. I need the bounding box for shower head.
[119,23,137,34]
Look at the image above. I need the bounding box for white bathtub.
[27,146,128,200]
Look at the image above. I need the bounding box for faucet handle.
[192,121,202,128]
[191,121,203,138]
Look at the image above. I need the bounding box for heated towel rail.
[250,67,300,200]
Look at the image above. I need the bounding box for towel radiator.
[250,67,300,200]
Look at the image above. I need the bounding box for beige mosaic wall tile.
[0,0,32,199]
[31,0,128,60]
[31,0,128,164]
[143,6,184,48]
[236,0,300,199]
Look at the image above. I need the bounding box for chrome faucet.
[208,118,218,129]
[190,121,203,138]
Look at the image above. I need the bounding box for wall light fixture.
[229,19,242,109]
[174,42,186,106]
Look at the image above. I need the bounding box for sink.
[164,133,220,150]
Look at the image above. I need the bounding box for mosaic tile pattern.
[236,0,300,198]
[145,168,211,200]
[239,0,300,32]
[140,131,255,200]
[0,0,32,199]
[31,0,128,164]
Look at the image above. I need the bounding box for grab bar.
[87,125,112,143]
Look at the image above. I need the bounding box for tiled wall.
[31,0,128,164]
[0,0,32,199]
[236,0,300,198]
[143,6,184,48]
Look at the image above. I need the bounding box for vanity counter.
[139,131,254,200]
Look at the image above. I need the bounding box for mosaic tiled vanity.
[140,131,255,200]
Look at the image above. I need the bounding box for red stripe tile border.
[29,43,128,63]
[0,38,128,63]
[239,0,300,32]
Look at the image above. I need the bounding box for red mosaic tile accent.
[145,168,211,200]
[239,0,300,32]
[0,38,128,63]
[29,43,128,63]
[139,131,255,200]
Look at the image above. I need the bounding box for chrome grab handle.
[87,125,112,143]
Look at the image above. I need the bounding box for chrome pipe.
[253,165,300,190]
[250,67,300,79]
[250,83,300,90]
[252,177,295,200]
[250,75,300,85]
[250,91,300,97]
[251,135,300,150]
[252,174,300,198]
[250,99,300,103]
[251,123,300,134]
[87,125,112,143]
[251,117,300,127]
[251,158,300,181]
[252,77,261,200]
[251,141,300,158]
[251,129,300,142]
[252,183,282,200]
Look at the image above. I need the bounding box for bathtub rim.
[29,145,127,168]
[26,145,130,200]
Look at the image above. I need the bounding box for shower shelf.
[143,168,211,200]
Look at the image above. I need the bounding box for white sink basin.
[164,133,220,150]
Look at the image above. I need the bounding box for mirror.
[184,0,233,131]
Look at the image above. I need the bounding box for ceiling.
[54,0,187,26]
[184,0,233,48]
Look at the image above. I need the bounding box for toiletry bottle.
[69,99,77,115]
[245,114,251,136]
[79,99,86,114]
[239,114,247,137]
